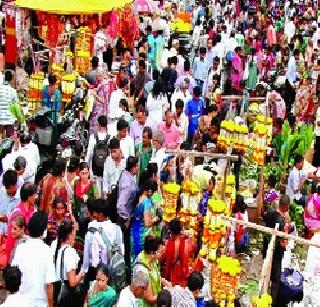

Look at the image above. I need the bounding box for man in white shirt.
[284,18,296,44]
[287,49,300,85]
[1,266,32,307]
[150,130,167,177]
[102,138,126,200]
[12,212,55,307]
[286,49,300,113]
[170,272,204,307]
[212,34,225,66]
[287,155,308,205]
[86,115,110,196]
[225,32,237,54]
[118,270,150,307]
[83,200,123,285]
[171,81,192,113]
[193,47,210,93]
[109,78,128,121]
[192,20,201,48]
[117,119,135,159]
[205,38,214,66]
[15,133,40,184]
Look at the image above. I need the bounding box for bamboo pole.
[165,149,239,161]
[221,215,320,247]
[221,95,266,102]
[259,224,279,295]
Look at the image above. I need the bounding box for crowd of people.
[0,0,319,306]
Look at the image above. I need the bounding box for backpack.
[108,244,126,293]
[92,133,110,177]
[88,225,126,293]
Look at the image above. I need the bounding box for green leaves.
[279,121,314,171]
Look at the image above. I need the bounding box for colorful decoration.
[217,120,249,155]
[181,180,201,239]
[61,74,77,103]
[211,255,241,305]
[170,18,192,33]
[118,5,139,48]
[252,123,268,166]
[28,72,45,112]
[162,183,180,222]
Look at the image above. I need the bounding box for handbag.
[55,246,84,307]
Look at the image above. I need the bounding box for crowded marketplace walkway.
[0,0,319,306]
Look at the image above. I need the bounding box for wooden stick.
[259,224,279,295]
[165,150,239,161]
[221,215,320,247]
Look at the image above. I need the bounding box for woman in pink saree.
[231,47,244,91]
[304,192,320,239]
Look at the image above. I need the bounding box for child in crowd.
[233,195,249,254]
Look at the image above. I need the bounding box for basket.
[36,126,53,146]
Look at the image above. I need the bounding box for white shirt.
[176,55,185,77]
[213,42,225,65]
[171,89,191,113]
[82,220,99,273]
[54,245,79,281]
[102,157,126,194]
[0,293,32,307]
[16,143,40,183]
[91,220,123,268]
[287,167,307,200]
[118,286,138,307]
[284,21,296,43]
[305,233,320,276]
[12,238,56,307]
[120,135,135,159]
[151,147,167,177]
[225,37,237,53]
[85,131,109,170]
[2,151,19,174]
[286,56,298,86]
[109,89,125,120]
[192,25,201,47]
[146,93,168,131]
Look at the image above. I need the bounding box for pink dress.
[304,194,320,231]
[267,25,276,46]
[231,54,243,90]
[6,203,35,263]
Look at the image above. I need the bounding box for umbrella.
[15,0,133,14]
[133,0,157,13]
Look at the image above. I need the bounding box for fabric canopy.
[15,0,133,14]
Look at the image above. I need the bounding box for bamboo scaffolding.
[165,149,239,161]
[259,224,279,295]
[221,95,267,102]
[221,215,320,298]
[221,215,320,248]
